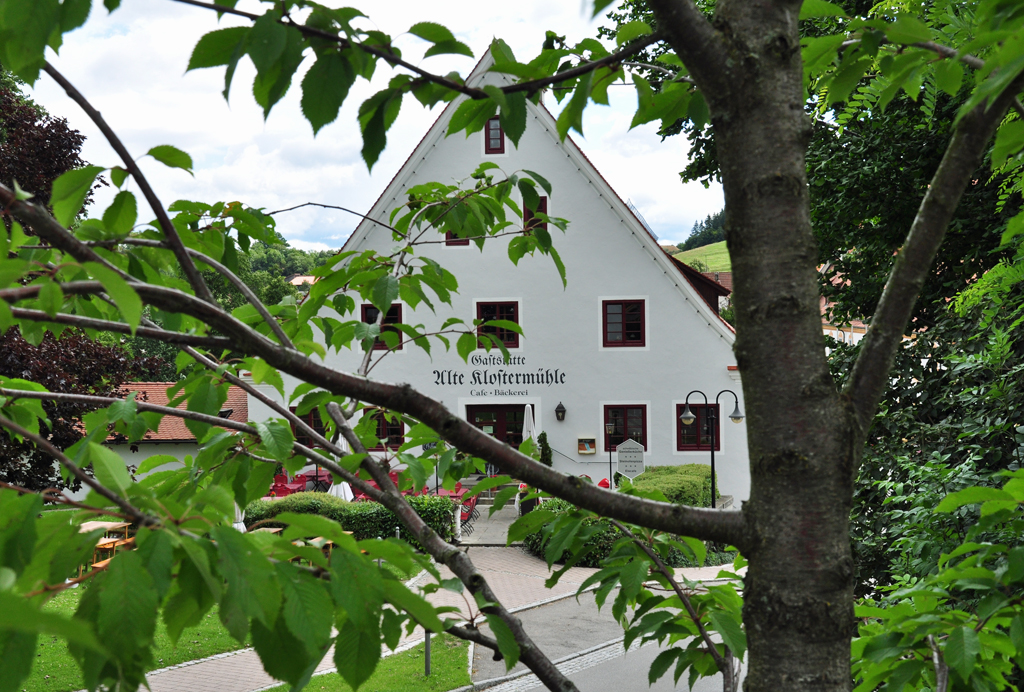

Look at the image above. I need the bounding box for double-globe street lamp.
[679,390,744,509]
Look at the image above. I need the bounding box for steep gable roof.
[345,49,735,342]
[107,382,248,444]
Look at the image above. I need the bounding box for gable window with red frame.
[370,410,404,451]
[445,231,470,246]
[604,405,647,451]
[602,300,645,347]
[477,301,519,348]
[676,404,721,451]
[484,116,504,154]
[361,303,403,350]
[523,196,547,234]
[289,407,326,449]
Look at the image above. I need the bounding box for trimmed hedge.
[621,463,719,507]
[243,492,456,545]
[523,466,725,567]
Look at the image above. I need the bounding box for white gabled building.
[250,52,751,503]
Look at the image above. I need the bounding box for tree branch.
[645,0,731,97]
[446,624,502,659]
[121,238,294,349]
[324,402,580,692]
[609,519,736,692]
[41,62,217,305]
[844,73,1024,432]
[9,308,232,348]
[0,413,158,526]
[2,192,747,546]
[171,0,663,100]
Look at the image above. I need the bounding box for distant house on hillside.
[286,274,317,292]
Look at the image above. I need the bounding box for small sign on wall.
[577,438,596,455]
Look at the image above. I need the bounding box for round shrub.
[244,492,456,546]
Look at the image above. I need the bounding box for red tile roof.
[113,382,248,443]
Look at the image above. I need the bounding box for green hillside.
[673,240,731,272]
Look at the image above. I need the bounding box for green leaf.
[456,332,477,362]
[408,22,455,44]
[485,614,520,669]
[109,167,129,188]
[276,512,358,554]
[934,58,963,97]
[0,630,35,692]
[97,552,158,655]
[423,40,473,59]
[37,280,63,317]
[102,190,138,236]
[212,526,281,638]
[648,648,679,684]
[50,166,103,227]
[500,91,527,147]
[507,509,556,543]
[188,26,250,70]
[381,579,444,631]
[371,275,399,314]
[250,359,285,397]
[616,21,652,46]
[945,626,980,680]
[799,0,848,19]
[84,262,142,334]
[254,419,295,462]
[0,591,104,652]
[522,169,552,195]
[278,565,333,656]
[88,442,131,495]
[935,486,1015,513]
[146,145,194,175]
[556,71,591,139]
[708,610,746,658]
[334,617,381,690]
[301,52,356,135]
[248,12,287,75]
[885,14,933,44]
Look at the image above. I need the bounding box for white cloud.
[28,0,720,249]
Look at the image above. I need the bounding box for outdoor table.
[79,521,130,539]
[251,527,283,534]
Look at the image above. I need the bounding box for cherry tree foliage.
[1,1,1024,691]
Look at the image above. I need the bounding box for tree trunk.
[708,2,856,690]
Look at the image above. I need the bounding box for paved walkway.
[142,502,739,692]
[460,506,521,546]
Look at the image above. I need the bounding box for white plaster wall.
[63,442,195,502]
[250,56,751,503]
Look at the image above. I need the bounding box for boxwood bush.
[620,463,718,507]
[523,466,728,567]
[244,493,456,546]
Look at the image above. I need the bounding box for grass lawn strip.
[28,587,248,692]
[261,634,470,692]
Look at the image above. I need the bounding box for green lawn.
[272,635,470,692]
[673,240,731,272]
[28,587,247,692]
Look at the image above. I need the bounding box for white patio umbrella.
[233,504,247,532]
[522,404,536,446]
[330,481,354,501]
[517,405,537,512]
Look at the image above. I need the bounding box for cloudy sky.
[28,0,722,250]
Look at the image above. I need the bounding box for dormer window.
[484,117,505,154]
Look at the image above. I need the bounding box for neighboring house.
[247,51,751,502]
[701,271,733,312]
[97,382,248,487]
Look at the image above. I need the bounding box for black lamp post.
[679,389,744,508]
[605,422,615,490]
